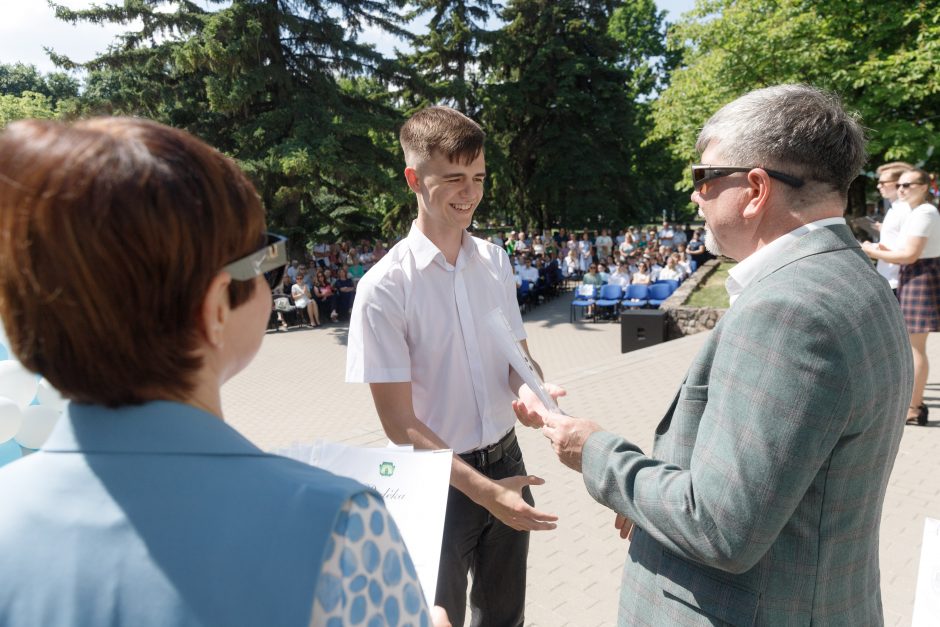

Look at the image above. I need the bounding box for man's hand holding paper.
[513,387,603,473]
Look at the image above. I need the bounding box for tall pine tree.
[401,0,499,114]
[51,0,413,250]
[483,0,651,229]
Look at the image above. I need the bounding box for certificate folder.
[278,441,452,607]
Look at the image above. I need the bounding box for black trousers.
[434,436,532,627]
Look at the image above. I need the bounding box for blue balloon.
[0,439,22,468]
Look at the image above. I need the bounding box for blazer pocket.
[680,383,709,403]
[655,384,708,435]
[656,550,759,627]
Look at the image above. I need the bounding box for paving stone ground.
[223,290,940,626]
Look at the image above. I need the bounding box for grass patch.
[684,262,735,309]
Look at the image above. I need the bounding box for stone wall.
[661,258,727,339]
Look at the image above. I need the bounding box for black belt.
[459,429,517,469]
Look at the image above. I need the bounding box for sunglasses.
[897,182,926,189]
[691,165,805,191]
[222,232,288,289]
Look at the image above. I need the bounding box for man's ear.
[200,272,232,349]
[404,167,421,193]
[742,168,772,219]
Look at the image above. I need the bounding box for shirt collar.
[42,400,265,456]
[726,217,846,306]
[407,221,476,271]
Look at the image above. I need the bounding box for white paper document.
[484,307,560,413]
[913,517,940,626]
[277,441,452,607]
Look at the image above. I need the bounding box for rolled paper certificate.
[483,307,561,414]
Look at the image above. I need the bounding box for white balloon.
[36,378,67,412]
[0,397,22,443]
[0,361,38,409]
[15,405,61,449]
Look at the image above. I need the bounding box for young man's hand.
[478,475,558,531]
[431,606,452,627]
[514,382,566,428]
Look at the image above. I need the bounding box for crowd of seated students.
[269,238,388,331]
[268,223,710,328]
[493,222,710,285]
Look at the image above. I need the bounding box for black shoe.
[907,404,928,426]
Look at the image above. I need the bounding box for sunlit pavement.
[224,293,940,626]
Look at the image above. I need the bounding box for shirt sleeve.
[310,493,432,627]
[497,249,527,341]
[902,206,937,239]
[345,272,412,383]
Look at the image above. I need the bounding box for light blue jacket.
[0,401,368,626]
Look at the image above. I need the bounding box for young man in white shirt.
[866,161,913,292]
[346,106,558,627]
[515,255,540,286]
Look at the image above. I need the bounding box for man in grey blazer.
[514,85,913,625]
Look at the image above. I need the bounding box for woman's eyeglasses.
[222,233,288,289]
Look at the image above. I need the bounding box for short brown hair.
[399,106,485,166]
[0,117,266,407]
[901,167,930,185]
[876,161,913,181]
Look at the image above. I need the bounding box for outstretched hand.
[482,475,558,531]
[513,382,567,428]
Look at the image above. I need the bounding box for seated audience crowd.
[272,222,709,328]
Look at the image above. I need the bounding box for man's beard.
[704,227,722,256]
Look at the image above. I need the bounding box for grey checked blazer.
[582,225,913,626]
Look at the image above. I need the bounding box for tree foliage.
[481,0,680,230]
[401,0,499,114]
[49,0,411,254]
[0,62,82,125]
[653,0,940,210]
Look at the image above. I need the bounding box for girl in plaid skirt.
[862,168,940,425]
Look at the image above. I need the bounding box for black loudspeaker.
[620,310,666,353]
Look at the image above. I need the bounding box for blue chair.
[621,284,649,309]
[570,284,597,322]
[653,279,680,292]
[647,282,675,308]
[594,284,624,321]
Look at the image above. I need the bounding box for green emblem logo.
[379,462,395,477]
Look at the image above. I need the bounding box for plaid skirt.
[899,257,940,333]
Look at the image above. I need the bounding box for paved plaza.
[223,293,940,626]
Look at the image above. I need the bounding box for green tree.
[0,92,57,127]
[50,0,412,252]
[483,0,670,229]
[402,0,500,114]
[652,0,940,213]
[0,63,82,125]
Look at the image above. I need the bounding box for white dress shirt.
[516,265,539,286]
[346,223,526,453]
[876,201,911,288]
[726,217,846,306]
